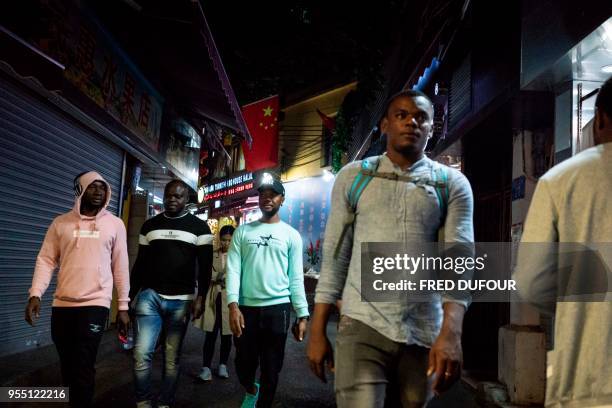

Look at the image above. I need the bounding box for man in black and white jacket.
[130,179,213,408]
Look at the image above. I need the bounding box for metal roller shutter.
[448,54,472,131]
[0,76,124,357]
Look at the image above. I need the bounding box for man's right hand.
[229,302,245,337]
[25,296,41,326]
[307,332,335,383]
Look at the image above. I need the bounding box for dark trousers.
[234,303,291,408]
[335,316,431,408]
[203,293,232,367]
[51,306,108,408]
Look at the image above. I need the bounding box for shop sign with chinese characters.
[30,1,164,151]
[204,173,254,201]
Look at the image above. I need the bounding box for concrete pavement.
[92,317,337,408]
[4,315,481,407]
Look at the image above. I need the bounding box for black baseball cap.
[257,173,285,196]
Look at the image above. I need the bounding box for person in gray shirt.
[514,76,612,408]
[307,89,474,407]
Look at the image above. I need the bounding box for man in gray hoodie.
[514,76,612,407]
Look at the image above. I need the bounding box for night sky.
[202,1,415,104]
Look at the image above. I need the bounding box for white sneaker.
[218,364,229,379]
[198,366,212,381]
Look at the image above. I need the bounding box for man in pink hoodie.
[25,171,130,408]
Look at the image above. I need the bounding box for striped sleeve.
[196,233,213,246]
[129,220,151,301]
[196,221,213,296]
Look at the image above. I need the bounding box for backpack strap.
[334,158,450,258]
[334,156,380,259]
[431,165,449,222]
[347,156,380,209]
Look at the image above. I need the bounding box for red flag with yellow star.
[241,95,279,171]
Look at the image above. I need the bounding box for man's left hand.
[292,317,308,342]
[116,310,130,337]
[191,296,204,320]
[428,326,462,394]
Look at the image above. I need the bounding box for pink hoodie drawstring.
[75,223,81,248]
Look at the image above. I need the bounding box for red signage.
[205,182,254,201]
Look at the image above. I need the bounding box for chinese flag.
[241,95,279,171]
[317,109,336,131]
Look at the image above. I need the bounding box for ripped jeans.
[132,289,191,405]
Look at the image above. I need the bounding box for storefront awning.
[0,0,252,159]
[85,0,251,144]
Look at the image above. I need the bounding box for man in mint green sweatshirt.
[226,172,310,408]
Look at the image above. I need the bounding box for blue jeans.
[133,289,192,405]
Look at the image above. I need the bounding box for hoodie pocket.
[55,264,105,302]
[99,265,113,290]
